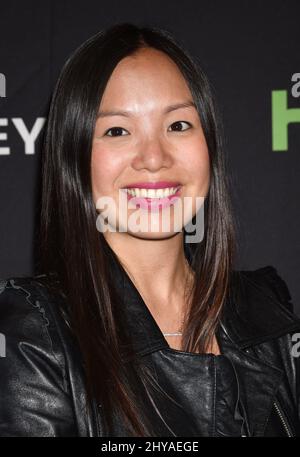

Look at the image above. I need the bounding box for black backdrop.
[0,0,299,315]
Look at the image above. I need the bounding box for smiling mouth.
[122,186,182,199]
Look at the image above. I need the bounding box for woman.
[0,22,300,437]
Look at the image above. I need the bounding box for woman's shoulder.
[226,265,300,344]
[0,273,87,436]
[0,273,72,358]
[233,265,295,312]
[0,272,68,314]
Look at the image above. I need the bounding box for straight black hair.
[37,22,237,436]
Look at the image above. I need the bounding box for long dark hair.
[37,22,237,436]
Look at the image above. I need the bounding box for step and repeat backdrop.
[0,0,299,314]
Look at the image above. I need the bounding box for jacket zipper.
[273,401,293,437]
[219,323,295,437]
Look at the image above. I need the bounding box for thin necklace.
[163,322,184,336]
[162,259,192,337]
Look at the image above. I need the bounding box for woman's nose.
[131,138,173,172]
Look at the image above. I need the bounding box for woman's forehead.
[99,52,192,112]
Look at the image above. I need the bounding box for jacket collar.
[105,241,300,357]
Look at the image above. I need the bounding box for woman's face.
[91,47,210,240]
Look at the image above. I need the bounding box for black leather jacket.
[1,259,300,437]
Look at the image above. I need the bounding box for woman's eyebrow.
[97,100,197,118]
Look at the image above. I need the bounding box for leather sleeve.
[0,278,78,436]
[258,266,300,430]
[238,266,300,434]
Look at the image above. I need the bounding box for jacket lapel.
[105,240,300,354]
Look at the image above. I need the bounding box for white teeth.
[147,189,156,198]
[124,187,180,198]
[156,189,164,198]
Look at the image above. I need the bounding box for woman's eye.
[104,127,129,137]
[168,121,192,132]
[103,121,192,137]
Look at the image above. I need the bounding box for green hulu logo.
[272,74,300,151]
